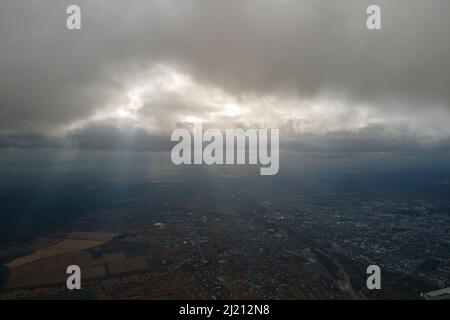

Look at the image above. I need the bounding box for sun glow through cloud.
[56,64,450,143]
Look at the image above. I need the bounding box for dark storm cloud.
[0,0,449,140]
[65,124,170,151]
[0,124,170,151]
[2,122,450,158]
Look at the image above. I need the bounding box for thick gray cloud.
[0,0,449,143]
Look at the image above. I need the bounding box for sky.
[1,0,450,151]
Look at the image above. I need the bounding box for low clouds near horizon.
[1,0,450,149]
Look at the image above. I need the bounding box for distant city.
[1,153,449,299]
